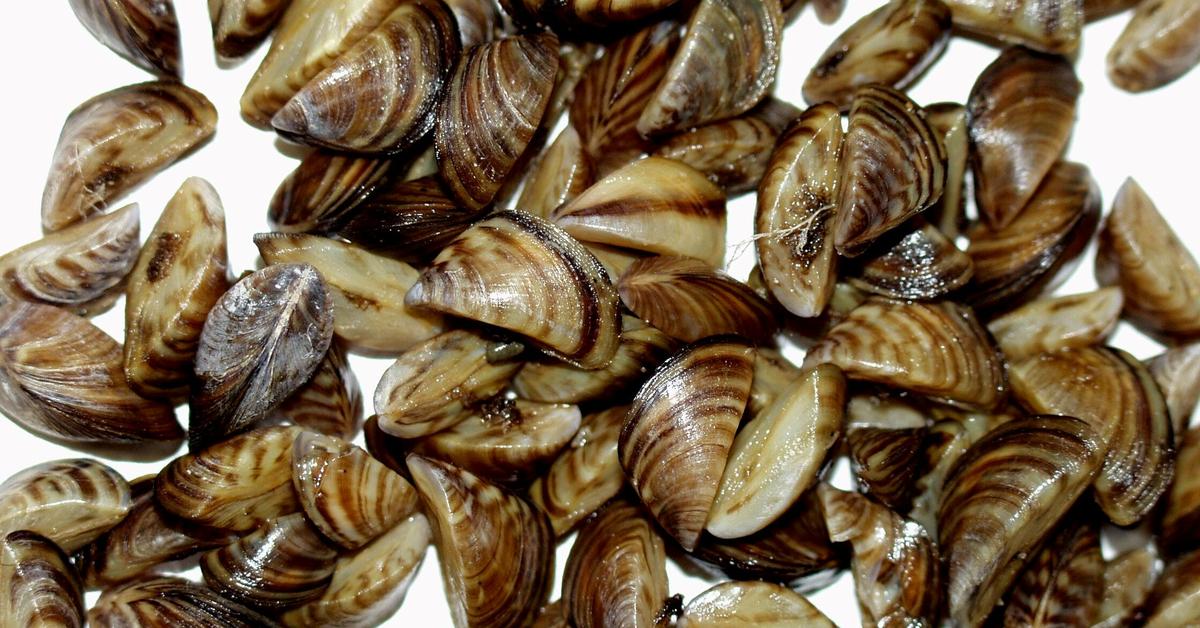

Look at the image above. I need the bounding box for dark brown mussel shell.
[69,0,180,78]
[1108,0,1200,92]
[1002,514,1104,627]
[1141,548,1200,627]
[677,581,834,627]
[267,151,393,234]
[443,0,499,48]
[209,0,292,60]
[846,424,929,511]
[274,342,363,440]
[506,0,680,27]
[848,217,974,301]
[987,288,1124,362]
[0,531,84,627]
[528,406,628,536]
[89,577,281,627]
[0,459,130,554]
[1085,0,1141,19]
[942,0,1082,54]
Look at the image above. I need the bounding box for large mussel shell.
[209,0,292,60]
[268,151,393,234]
[0,459,130,554]
[1003,515,1104,627]
[517,125,595,219]
[848,218,974,300]
[1108,0,1200,92]
[528,406,627,536]
[1148,343,1200,437]
[1142,548,1200,627]
[987,288,1124,362]
[0,531,84,627]
[88,577,280,627]
[677,581,833,627]
[69,0,180,78]
[274,342,362,440]
[943,0,1082,54]
[1162,426,1200,555]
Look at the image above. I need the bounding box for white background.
[1,1,1197,625]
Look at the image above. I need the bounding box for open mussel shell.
[1011,346,1174,525]
[707,364,846,539]
[846,424,928,511]
[1096,547,1158,628]
[1162,426,1200,555]
[0,301,182,446]
[273,0,459,155]
[406,210,620,370]
[943,0,1082,53]
[1148,343,1200,437]
[1142,548,1200,627]
[562,499,669,628]
[274,342,363,440]
[42,81,216,233]
[1108,0,1200,92]
[987,288,1124,362]
[620,337,754,551]
[0,531,84,627]
[156,426,302,533]
[848,217,974,300]
[679,581,833,627]
[968,47,1081,230]
[88,577,281,627]
[209,0,292,59]
[0,202,137,316]
[617,256,777,345]
[804,298,1006,409]
[803,0,951,110]
[529,406,627,536]
[0,459,130,554]
[924,102,968,238]
[1097,178,1200,342]
[268,151,393,234]
[189,263,334,450]
[834,84,946,257]
[124,177,229,401]
[638,0,782,136]
[407,454,553,628]
[939,416,1105,627]
[517,125,595,219]
[69,0,180,78]
[1003,514,1104,627]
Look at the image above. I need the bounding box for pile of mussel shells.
[2,0,1200,625]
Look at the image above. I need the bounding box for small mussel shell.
[0,301,182,445]
[846,425,928,511]
[1148,343,1200,437]
[275,342,363,440]
[0,531,84,627]
[707,364,846,539]
[201,513,336,611]
[529,406,627,536]
[552,157,727,268]
[679,581,832,627]
[943,0,1083,54]
[747,348,802,418]
[848,217,974,300]
[619,337,754,551]
[268,151,393,234]
[88,577,280,627]
[188,263,334,450]
[272,0,460,154]
[0,459,130,554]
[1108,0,1200,92]
[155,426,302,533]
[804,298,1006,409]
[1010,346,1174,525]
[436,33,559,209]
[755,102,842,318]
[562,499,669,628]
[909,418,974,537]
[517,125,595,219]
[617,256,777,345]
[803,0,951,110]
[373,330,522,439]
[810,0,845,23]
[124,177,229,401]
[987,288,1124,362]
[1004,515,1103,627]
[209,0,292,59]
[42,81,216,232]
[968,47,1081,230]
[939,416,1104,627]
[68,0,180,78]
[406,210,621,370]
[924,102,968,238]
[834,84,946,257]
[1096,547,1158,628]
[1162,426,1200,555]
[1096,178,1200,342]
[637,0,783,136]
[1142,548,1200,627]
[407,455,553,628]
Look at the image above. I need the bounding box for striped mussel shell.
[68,0,180,77]
[619,337,754,551]
[942,0,1083,54]
[924,102,968,238]
[528,405,628,536]
[272,0,460,155]
[1011,346,1174,525]
[848,217,974,301]
[293,432,419,550]
[1108,0,1200,92]
[1141,547,1200,627]
[1161,426,1200,555]
[41,81,216,232]
[1097,547,1158,627]
[0,203,138,316]
[274,341,363,440]
[987,288,1124,362]
[1003,514,1104,627]
[506,0,680,27]
[406,210,621,370]
[124,177,229,401]
[0,302,182,446]
[846,423,929,512]
[442,0,499,48]
[1147,343,1200,438]
[939,416,1104,627]
[0,531,84,628]
[0,459,130,554]
[517,125,595,219]
[909,418,975,538]
[803,0,951,110]
[208,0,293,59]
[267,151,393,234]
[678,581,833,627]
[87,577,280,627]
[407,455,553,628]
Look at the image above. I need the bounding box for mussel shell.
[267,151,393,234]
[87,577,281,627]
[1148,343,1200,437]
[848,218,974,300]
[209,0,292,59]
[1096,547,1158,627]
[443,0,499,48]
[677,581,833,627]
[943,0,1083,54]
[908,418,975,539]
[747,348,802,418]
[528,406,627,536]
[69,0,180,78]
[987,288,1124,362]
[1142,548,1200,627]
[924,102,968,238]
[517,125,595,219]
[1108,0,1200,92]
[846,425,928,511]
[0,459,130,554]
[0,531,84,627]
[1003,514,1104,627]
[274,341,362,440]
[1162,426,1200,555]
[508,0,681,27]
[810,0,845,23]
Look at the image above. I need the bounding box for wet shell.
[987,288,1124,362]
[1142,548,1200,627]
[1108,0,1200,92]
[848,218,974,300]
[1162,426,1200,555]
[1148,343,1200,436]
[41,81,216,232]
[1096,178,1200,342]
[619,338,754,551]
[804,298,1006,409]
[707,364,846,539]
[1096,547,1158,628]
[509,0,680,26]
[531,600,569,628]
[69,0,180,78]
[943,0,1083,54]
[747,348,802,418]
[1011,346,1174,525]
[0,531,84,628]
[407,455,553,628]
[551,157,727,267]
[0,302,182,446]
[562,499,669,628]
[272,0,460,155]
[846,425,928,511]
[0,203,139,316]
[517,125,595,219]
[528,406,627,536]
[834,85,946,257]
[436,33,559,209]
[124,177,229,401]
[274,342,362,440]
[677,581,833,627]
[201,512,337,610]
[924,102,968,238]
[755,102,842,318]
[909,418,975,537]
[406,210,620,370]
[803,0,951,110]
[939,416,1104,627]
[280,513,431,627]
[0,459,130,554]
[267,151,392,234]
[1003,515,1103,627]
[188,263,334,450]
[208,0,293,59]
[617,256,777,345]
[637,0,783,136]
[87,577,280,627]
[968,47,1081,230]
[443,0,498,48]
[155,426,302,533]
